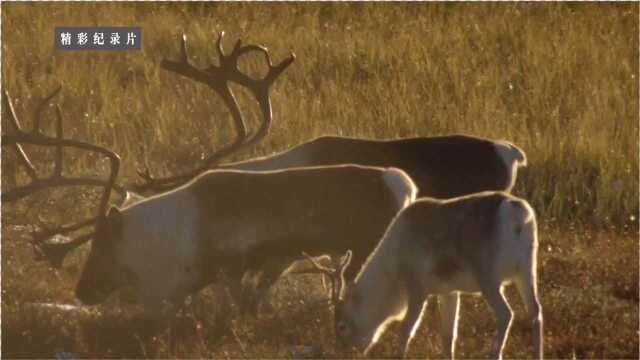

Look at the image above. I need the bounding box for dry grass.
[2,225,638,359]
[1,2,638,359]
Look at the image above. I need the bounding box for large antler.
[135,31,295,193]
[1,88,121,268]
[300,251,352,306]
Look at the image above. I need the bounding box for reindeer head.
[333,275,375,355]
[75,206,128,305]
[301,250,374,352]
[302,250,381,354]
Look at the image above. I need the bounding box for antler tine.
[160,33,210,87]
[300,252,343,305]
[3,90,38,181]
[216,31,227,58]
[33,86,62,134]
[1,133,121,203]
[216,30,295,86]
[2,88,122,268]
[2,89,122,203]
[301,252,336,275]
[214,34,295,151]
[335,250,352,301]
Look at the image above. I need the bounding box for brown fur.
[399,192,506,278]
[185,165,415,304]
[223,135,519,198]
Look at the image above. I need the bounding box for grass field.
[2,2,639,359]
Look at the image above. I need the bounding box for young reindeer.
[308,192,543,359]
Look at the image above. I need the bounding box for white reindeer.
[309,191,542,359]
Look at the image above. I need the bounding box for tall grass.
[2,3,638,229]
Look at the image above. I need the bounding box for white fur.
[78,166,418,314]
[494,141,527,192]
[495,140,527,167]
[120,191,145,207]
[117,188,201,307]
[382,168,418,208]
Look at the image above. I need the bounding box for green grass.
[2,2,638,359]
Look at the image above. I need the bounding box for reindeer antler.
[1,88,122,268]
[134,32,295,193]
[301,251,352,306]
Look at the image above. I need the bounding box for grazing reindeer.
[2,87,416,313]
[76,165,417,312]
[306,192,542,359]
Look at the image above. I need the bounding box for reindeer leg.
[514,269,543,359]
[438,292,460,359]
[480,281,513,360]
[397,290,428,358]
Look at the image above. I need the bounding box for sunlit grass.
[1,2,638,359]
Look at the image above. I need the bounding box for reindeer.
[140,134,527,201]
[1,89,416,315]
[77,165,417,312]
[127,32,528,308]
[305,192,543,359]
